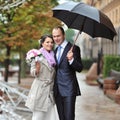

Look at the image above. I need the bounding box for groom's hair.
[53,26,65,35]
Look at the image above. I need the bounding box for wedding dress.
[32,104,59,120]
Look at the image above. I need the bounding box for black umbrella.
[52,1,117,41]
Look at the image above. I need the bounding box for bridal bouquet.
[26,49,42,65]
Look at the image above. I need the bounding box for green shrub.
[103,55,120,77]
[82,58,97,70]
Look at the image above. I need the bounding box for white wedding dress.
[32,104,59,120]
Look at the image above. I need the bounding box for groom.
[52,26,83,120]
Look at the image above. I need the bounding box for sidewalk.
[75,72,120,120]
[1,72,120,120]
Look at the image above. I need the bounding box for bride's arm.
[30,60,40,77]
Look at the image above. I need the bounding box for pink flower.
[26,49,42,64]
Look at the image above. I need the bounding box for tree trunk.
[18,59,21,84]
[4,45,11,82]
[20,53,27,78]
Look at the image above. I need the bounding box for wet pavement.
[75,73,120,120]
[1,72,120,120]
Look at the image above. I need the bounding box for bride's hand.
[35,61,40,76]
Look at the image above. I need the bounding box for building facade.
[80,0,120,58]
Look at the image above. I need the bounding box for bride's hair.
[39,34,53,48]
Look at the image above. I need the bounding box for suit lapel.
[54,47,58,63]
[59,42,72,65]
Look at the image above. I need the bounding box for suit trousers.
[55,93,76,120]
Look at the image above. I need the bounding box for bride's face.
[42,37,54,52]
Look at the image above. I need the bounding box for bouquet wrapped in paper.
[26,49,42,65]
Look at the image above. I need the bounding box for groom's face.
[52,28,65,45]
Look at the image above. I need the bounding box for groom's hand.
[67,47,73,61]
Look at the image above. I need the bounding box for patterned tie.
[57,45,62,64]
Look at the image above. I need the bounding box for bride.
[25,34,59,120]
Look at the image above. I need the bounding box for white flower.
[26,49,42,65]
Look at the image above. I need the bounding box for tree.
[0,0,61,82]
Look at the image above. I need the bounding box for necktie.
[57,45,62,64]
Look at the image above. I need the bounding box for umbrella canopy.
[52,1,117,41]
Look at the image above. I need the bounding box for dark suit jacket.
[54,42,83,97]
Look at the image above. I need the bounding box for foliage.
[65,29,75,44]
[82,58,97,70]
[0,0,61,80]
[0,0,61,59]
[103,55,120,77]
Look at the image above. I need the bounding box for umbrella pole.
[73,31,81,47]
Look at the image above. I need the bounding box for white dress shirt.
[56,40,74,64]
